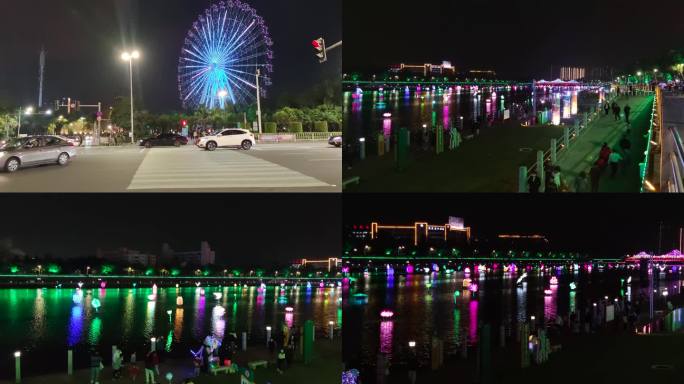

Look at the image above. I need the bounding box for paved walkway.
[556,95,653,192]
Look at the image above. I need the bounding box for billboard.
[449,216,464,230]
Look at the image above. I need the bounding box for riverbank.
[344,119,564,192]
[0,340,341,384]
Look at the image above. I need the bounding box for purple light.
[100,281,106,289]
[380,309,394,318]
[406,264,414,274]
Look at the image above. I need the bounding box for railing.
[640,88,660,192]
[255,131,340,141]
[521,94,615,192]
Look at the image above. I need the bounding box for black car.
[139,133,189,148]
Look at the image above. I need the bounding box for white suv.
[197,129,256,151]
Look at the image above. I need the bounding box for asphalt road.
[0,142,341,192]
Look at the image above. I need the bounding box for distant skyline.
[344,195,684,258]
[344,0,684,80]
[0,0,342,112]
[0,194,340,267]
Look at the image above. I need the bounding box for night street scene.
[342,194,684,384]
[0,0,341,192]
[0,194,341,384]
[342,0,684,193]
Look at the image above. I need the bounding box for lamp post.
[256,68,263,134]
[121,50,140,144]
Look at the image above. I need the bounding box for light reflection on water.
[348,269,683,367]
[0,285,339,377]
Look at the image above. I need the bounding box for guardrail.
[519,93,618,192]
[255,132,340,142]
[640,88,659,192]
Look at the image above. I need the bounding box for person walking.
[112,346,123,380]
[612,102,620,121]
[599,143,611,162]
[145,350,159,384]
[623,104,631,123]
[609,150,623,177]
[603,102,610,116]
[528,171,541,193]
[589,164,601,193]
[573,171,590,192]
[276,349,286,374]
[90,349,103,384]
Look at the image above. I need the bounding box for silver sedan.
[0,136,77,173]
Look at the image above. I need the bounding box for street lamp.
[121,50,140,144]
[256,68,263,134]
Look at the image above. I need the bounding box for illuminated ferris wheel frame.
[178,0,273,110]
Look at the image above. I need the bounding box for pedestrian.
[145,349,159,384]
[528,171,541,193]
[589,164,601,193]
[573,171,590,192]
[612,102,620,121]
[277,349,286,374]
[90,349,103,384]
[599,142,611,162]
[624,104,631,123]
[192,354,202,377]
[608,150,623,177]
[112,346,123,380]
[619,132,632,164]
[603,102,609,116]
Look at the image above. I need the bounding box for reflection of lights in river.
[88,317,102,345]
[174,308,184,341]
[212,305,226,339]
[469,300,478,343]
[379,320,393,354]
[68,305,83,347]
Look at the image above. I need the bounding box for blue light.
[178,0,274,110]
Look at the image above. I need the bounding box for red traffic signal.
[181,120,188,127]
[312,38,326,63]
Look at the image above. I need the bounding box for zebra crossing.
[127,148,332,190]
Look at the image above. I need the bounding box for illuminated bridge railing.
[666,125,684,192]
[640,88,660,192]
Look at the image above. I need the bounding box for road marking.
[127,148,331,190]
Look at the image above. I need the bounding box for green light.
[170,269,180,277]
[10,266,19,274]
[145,268,154,276]
[47,264,61,274]
[101,265,113,275]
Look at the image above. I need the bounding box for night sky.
[0,194,341,266]
[0,0,341,112]
[344,194,684,258]
[344,0,684,79]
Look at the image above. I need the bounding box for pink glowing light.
[100,281,106,289]
[549,276,558,286]
[285,306,294,313]
[406,264,414,274]
[380,309,394,318]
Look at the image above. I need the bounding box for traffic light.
[312,38,326,63]
[181,120,188,128]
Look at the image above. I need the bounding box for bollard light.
[266,326,272,331]
[408,341,416,348]
[14,351,20,358]
[530,316,535,321]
